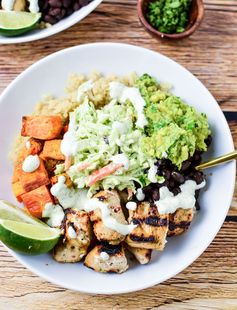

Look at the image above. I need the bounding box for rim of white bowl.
[0,43,235,294]
[0,0,103,44]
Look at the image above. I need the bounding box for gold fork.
[196,151,237,170]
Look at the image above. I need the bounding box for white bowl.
[0,43,235,294]
[0,0,103,44]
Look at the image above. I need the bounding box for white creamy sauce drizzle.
[155,180,206,215]
[111,121,129,147]
[28,0,39,13]
[25,140,31,149]
[126,201,137,211]
[109,82,148,129]
[136,188,145,201]
[1,0,15,11]
[22,155,40,173]
[42,203,65,228]
[1,0,39,12]
[147,164,158,183]
[67,226,77,239]
[112,121,128,135]
[162,151,168,158]
[111,153,129,170]
[77,80,94,102]
[61,113,79,157]
[50,176,137,235]
[100,252,110,261]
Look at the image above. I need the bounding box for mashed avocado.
[136,74,211,168]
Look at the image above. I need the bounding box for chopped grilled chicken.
[168,208,194,237]
[126,245,152,265]
[90,190,127,245]
[53,209,92,263]
[84,243,128,273]
[126,202,168,250]
[13,0,26,11]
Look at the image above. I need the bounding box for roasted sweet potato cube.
[63,125,69,133]
[44,159,63,175]
[21,115,63,140]
[21,185,54,218]
[40,140,65,161]
[50,173,72,187]
[20,159,50,192]
[27,138,44,155]
[12,181,26,202]
[12,164,22,184]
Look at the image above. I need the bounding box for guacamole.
[136,74,211,168]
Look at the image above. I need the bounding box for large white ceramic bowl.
[0,43,235,294]
[0,0,103,44]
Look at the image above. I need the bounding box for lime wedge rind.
[0,219,60,255]
[0,200,60,255]
[0,219,60,240]
[0,11,41,36]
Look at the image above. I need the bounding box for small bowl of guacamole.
[137,0,205,39]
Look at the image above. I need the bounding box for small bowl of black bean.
[0,0,103,44]
[137,0,204,40]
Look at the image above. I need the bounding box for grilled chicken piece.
[84,243,128,273]
[168,208,194,237]
[53,209,92,263]
[126,245,152,265]
[126,202,168,250]
[90,190,127,245]
[14,0,26,11]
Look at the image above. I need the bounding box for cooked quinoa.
[10,72,138,163]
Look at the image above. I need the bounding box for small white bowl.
[0,43,235,294]
[0,0,103,44]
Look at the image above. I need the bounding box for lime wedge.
[0,199,46,226]
[0,219,60,255]
[0,11,41,36]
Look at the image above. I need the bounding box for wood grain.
[0,0,236,308]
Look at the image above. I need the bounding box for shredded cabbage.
[67,98,152,195]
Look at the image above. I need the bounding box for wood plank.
[0,221,236,308]
[0,2,237,113]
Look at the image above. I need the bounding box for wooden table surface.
[0,0,236,309]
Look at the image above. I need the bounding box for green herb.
[146,0,192,34]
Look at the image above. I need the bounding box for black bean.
[65,7,73,16]
[143,185,153,195]
[193,171,204,184]
[171,171,185,184]
[61,8,66,17]
[73,2,81,10]
[163,170,171,180]
[49,7,61,16]
[172,187,181,196]
[195,189,200,199]
[195,200,200,210]
[193,152,202,164]
[39,0,92,24]
[79,0,90,5]
[44,15,57,24]
[63,0,72,8]
[155,159,162,166]
[152,189,160,201]
[205,135,212,147]
[162,169,171,180]
[49,0,62,8]
[181,160,191,172]
[168,180,175,190]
